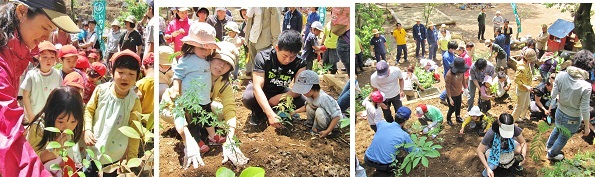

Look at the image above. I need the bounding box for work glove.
[222,138,249,166]
[183,133,204,169]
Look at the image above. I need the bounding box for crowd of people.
[157,7,350,170]
[0,0,155,176]
[358,5,594,177]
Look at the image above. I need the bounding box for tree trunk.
[574,3,595,52]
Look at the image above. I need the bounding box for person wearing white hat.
[478,75,494,113]
[477,113,526,177]
[107,20,123,61]
[492,10,504,38]
[223,22,243,48]
[302,21,327,70]
[158,45,174,100]
[460,106,493,135]
[120,15,143,56]
[207,7,234,41]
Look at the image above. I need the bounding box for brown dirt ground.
[159,81,350,176]
[357,3,595,177]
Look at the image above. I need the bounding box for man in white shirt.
[370,60,405,123]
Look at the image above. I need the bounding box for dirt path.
[159,81,349,176]
[356,3,595,176]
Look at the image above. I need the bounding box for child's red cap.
[142,52,154,66]
[90,62,106,77]
[76,55,90,71]
[110,49,141,66]
[62,72,84,89]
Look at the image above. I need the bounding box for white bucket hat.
[468,106,483,117]
[225,22,240,33]
[181,22,220,50]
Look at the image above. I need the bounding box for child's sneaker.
[198,140,210,153]
[208,134,226,144]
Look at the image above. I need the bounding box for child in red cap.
[83,49,142,176]
[82,62,106,104]
[362,90,386,132]
[20,41,63,122]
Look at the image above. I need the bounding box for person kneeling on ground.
[364,107,413,173]
[292,70,342,138]
[362,91,387,132]
[493,71,511,101]
[460,106,493,135]
[415,104,443,135]
[477,113,527,177]
[242,30,307,128]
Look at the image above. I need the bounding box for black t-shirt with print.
[253,48,306,94]
[119,30,143,53]
[531,84,552,108]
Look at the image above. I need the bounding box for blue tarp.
[548,19,574,38]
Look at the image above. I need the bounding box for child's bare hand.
[319,130,330,138]
[170,90,180,100]
[84,130,97,146]
[459,129,465,134]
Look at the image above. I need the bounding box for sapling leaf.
[126,158,142,168]
[413,157,421,169]
[83,159,91,168]
[119,126,141,139]
[102,163,119,173]
[49,163,61,171]
[63,140,76,148]
[100,146,106,154]
[44,127,61,133]
[94,161,102,172]
[239,166,266,177]
[103,154,113,163]
[63,129,74,135]
[216,166,236,177]
[46,141,62,149]
[86,149,95,159]
[421,156,429,167]
[66,166,74,177]
[77,172,87,177]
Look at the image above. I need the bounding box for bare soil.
[357,3,595,177]
[159,81,350,176]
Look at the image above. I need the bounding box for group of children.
[20,38,154,176]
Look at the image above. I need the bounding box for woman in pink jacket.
[0,0,80,176]
[165,7,192,52]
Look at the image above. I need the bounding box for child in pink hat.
[170,22,222,157]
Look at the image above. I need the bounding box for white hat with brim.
[292,70,320,94]
[499,124,515,138]
[124,15,137,24]
[14,0,81,33]
[178,7,190,12]
[311,21,324,31]
[468,106,483,116]
[159,46,174,66]
[225,22,240,33]
[111,20,121,27]
[215,41,238,70]
[181,22,220,50]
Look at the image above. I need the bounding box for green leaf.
[413,157,421,169]
[426,150,440,158]
[422,156,429,167]
[239,167,266,177]
[46,141,61,149]
[126,158,142,168]
[103,154,113,163]
[66,166,74,177]
[44,127,61,133]
[63,129,74,135]
[100,146,106,154]
[86,149,95,158]
[63,140,76,148]
[132,120,147,135]
[77,172,87,177]
[83,159,91,168]
[431,145,443,149]
[119,126,140,139]
[93,161,102,172]
[50,163,61,171]
[216,167,236,177]
[406,161,412,174]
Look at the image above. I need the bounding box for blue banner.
[511,3,522,33]
[318,7,326,25]
[93,0,106,56]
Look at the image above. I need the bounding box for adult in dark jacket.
[412,19,426,59]
[207,7,234,41]
[282,7,302,32]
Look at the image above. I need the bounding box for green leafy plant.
[44,127,110,177]
[395,134,442,176]
[413,67,435,89]
[116,0,148,26]
[540,150,595,176]
[272,94,296,128]
[473,51,491,62]
[356,3,387,60]
[530,121,553,162]
[312,60,333,75]
[216,166,265,177]
[489,81,499,95]
[355,84,373,113]
[237,47,248,70]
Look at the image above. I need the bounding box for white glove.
[222,140,249,166]
[183,134,204,169]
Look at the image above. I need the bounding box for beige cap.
[523,48,537,62]
[124,15,137,24]
[159,46,174,66]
